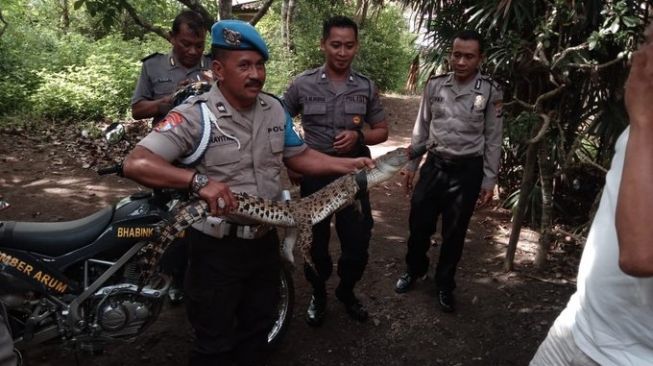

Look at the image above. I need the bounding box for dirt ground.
[0,95,580,366]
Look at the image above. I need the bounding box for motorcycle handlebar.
[97,164,124,177]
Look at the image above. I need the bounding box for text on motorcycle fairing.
[117,227,156,238]
[0,250,68,293]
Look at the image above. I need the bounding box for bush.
[4,31,166,121]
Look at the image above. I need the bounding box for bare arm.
[284,148,374,176]
[131,97,173,121]
[333,121,389,154]
[123,146,236,215]
[616,40,653,277]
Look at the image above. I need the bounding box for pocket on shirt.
[303,102,326,115]
[153,80,175,98]
[204,140,241,166]
[431,104,445,119]
[464,112,485,133]
[269,133,284,154]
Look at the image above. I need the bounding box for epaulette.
[261,91,286,108]
[140,52,162,63]
[429,73,450,80]
[296,67,321,78]
[351,69,371,82]
[481,75,503,90]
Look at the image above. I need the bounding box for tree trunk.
[0,9,6,39]
[504,141,539,271]
[355,0,369,27]
[534,140,554,268]
[281,0,289,47]
[61,0,70,33]
[249,0,274,26]
[281,0,296,51]
[405,54,419,93]
[218,0,232,20]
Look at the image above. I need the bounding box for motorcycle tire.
[267,261,294,348]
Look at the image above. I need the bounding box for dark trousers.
[405,153,484,292]
[184,228,280,366]
[160,238,187,288]
[301,174,373,297]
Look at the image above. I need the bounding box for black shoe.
[306,294,326,327]
[335,287,368,322]
[437,290,455,313]
[394,272,416,294]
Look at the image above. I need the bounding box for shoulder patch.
[140,52,162,63]
[154,111,185,132]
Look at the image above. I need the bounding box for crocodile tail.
[297,221,315,269]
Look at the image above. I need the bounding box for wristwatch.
[190,173,209,194]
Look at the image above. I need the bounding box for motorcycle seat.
[0,207,114,256]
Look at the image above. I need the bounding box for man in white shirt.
[530,32,653,366]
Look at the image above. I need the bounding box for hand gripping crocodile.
[139,144,427,282]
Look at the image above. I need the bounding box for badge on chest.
[473,95,486,111]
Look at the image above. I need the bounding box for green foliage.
[399,0,649,229]
[257,1,415,94]
[357,7,417,91]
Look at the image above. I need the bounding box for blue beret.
[211,20,269,61]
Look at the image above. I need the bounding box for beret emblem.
[223,28,242,46]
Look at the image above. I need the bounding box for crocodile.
[140,144,426,282]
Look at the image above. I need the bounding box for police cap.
[211,20,269,61]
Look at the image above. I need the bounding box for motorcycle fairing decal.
[116,226,156,239]
[0,248,70,294]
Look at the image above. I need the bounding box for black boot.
[306,291,326,327]
[335,286,368,322]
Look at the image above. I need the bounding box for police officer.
[131,10,212,126]
[130,10,212,303]
[283,16,389,326]
[123,19,373,366]
[394,30,503,313]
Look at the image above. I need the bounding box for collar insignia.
[216,102,227,113]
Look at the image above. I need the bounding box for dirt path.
[0,95,578,366]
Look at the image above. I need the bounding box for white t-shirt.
[561,127,653,365]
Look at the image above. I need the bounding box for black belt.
[429,152,482,165]
[191,219,273,240]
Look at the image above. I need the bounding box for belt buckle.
[205,216,228,239]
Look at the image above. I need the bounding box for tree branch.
[177,0,215,30]
[551,42,588,70]
[527,113,551,144]
[567,53,626,71]
[533,42,550,67]
[534,84,565,112]
[122,1,170,40]
[249,0,274,25]
[504,97,533,110]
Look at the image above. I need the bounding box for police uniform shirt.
[131,51,212,121]
[408,71,503,189]
[283,66,386,155]
[137,83,306,205]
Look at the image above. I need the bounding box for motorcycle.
[0,124,295,359]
